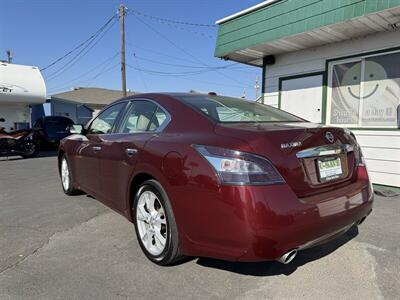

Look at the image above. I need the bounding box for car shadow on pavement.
[195,225,359,276]
[0,150,58,161]
[38,150,58,158]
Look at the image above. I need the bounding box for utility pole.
[254,76,260,100]
[6,50,12,63]
[119,4,127,97]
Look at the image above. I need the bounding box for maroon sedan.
[58,93,373,265]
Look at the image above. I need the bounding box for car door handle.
[92,146,102,152]
[126,148,138,157]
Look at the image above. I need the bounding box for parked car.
[33,116,74,149]
[58,93,373,266]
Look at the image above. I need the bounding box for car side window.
[149,107,168,131]
[119,101,168,133]
[89,103,125,134]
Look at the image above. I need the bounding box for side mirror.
[0,118,5,122]
[68,124,84,134]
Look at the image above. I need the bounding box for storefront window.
[329,51,400,127]
[362,53,400,126]
[331,61,361,125]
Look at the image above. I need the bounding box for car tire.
[133,179,184,266]
[60,155,81,195]
[21,140,40,159]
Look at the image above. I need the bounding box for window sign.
[331,61,361,125]
[329,51,400,127]
[363,53,400,126]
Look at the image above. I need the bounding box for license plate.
[317,157,342,182]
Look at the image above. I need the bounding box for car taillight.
[355,144,366,166]
[344,129,373,197]
[193,145,285,185]
[354,143,374,197]
[344,129,365,167]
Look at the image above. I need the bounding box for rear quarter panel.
[138,129,254,256]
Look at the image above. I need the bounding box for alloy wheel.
[61,158,70,191]
[136,190,168,256]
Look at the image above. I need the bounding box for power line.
[45,18,117,81]
[132,14,211,64]
[126,44,257,76]
[126,64,218,76]
[127,43,246,92]
[149,19,214,39]
[43,8,256,95]
[40,14,117,72]
[130,51,148,92]
[126,65,249,90]
[127,9,216,28]
[126,64,253,88]
[45,17,117,81]
[131,52,238,70]
[127,9,214,39]
[126,42,199,64]
[48,62,120,95]
[131,14,250,88]
[126,42,258,74]
[47,52,120,93]
[85,62,120,87]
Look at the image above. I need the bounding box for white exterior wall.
[263,30,400,187]
[0,104,31,131]
[352,130,400,187]
[263,31,400,106]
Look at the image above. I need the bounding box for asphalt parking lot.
[0,153,399,300]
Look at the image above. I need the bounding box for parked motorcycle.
[0,118,40,159]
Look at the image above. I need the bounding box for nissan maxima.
[58,93,373,265]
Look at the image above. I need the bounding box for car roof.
[111,92,224,105]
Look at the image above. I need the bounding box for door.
[280,74,324,123]
[99,100,170,213]
[74,102,126,195]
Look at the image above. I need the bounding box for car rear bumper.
[238,185,372,262]
[180,167,373,262]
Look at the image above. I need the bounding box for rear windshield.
[176,95,304,123]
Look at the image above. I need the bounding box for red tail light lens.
[355,143,374,197]
[355,144,366,167]
[193,145,285,185]
[346,129,366,167]
[344,129,374,198]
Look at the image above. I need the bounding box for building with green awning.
[215,0,400,187]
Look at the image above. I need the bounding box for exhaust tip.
[277,249,298,264]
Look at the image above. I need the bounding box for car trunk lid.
[214,122,357,198]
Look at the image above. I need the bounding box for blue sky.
[0,0,262,99]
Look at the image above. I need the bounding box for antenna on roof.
[6,50,12,63]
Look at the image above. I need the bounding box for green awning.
[215,0,400,66]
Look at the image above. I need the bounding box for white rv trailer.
[0,62,46,131]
